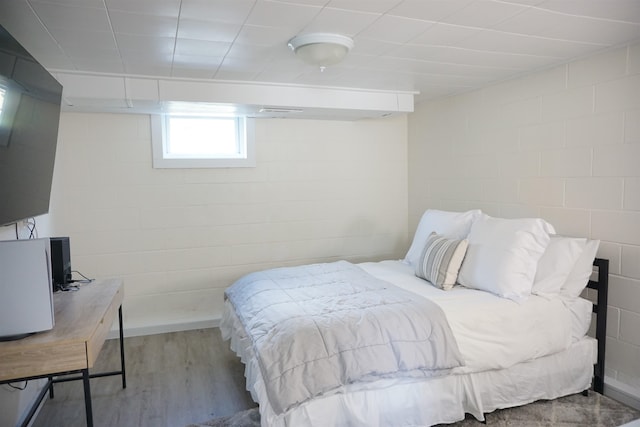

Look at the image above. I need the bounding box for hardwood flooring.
[32,328,257,427]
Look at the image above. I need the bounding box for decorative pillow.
[532,236,587,296]
[404,209,481,268]
[457,214,555,302]
[560,239,600,299]
[415,232,469,290]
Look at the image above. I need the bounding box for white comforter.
[224,261,465,414]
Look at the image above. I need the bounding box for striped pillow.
[415,232,469,290]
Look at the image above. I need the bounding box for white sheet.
[358,260,576,372]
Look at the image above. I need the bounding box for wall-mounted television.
[0,23,63,226]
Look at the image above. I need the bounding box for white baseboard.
[605,377,640,411]
[107,318,221,340]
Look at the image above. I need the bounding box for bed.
[221,210,609,427]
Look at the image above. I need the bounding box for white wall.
[408,41,640,404]
[50,113,409,335]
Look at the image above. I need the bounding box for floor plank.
[32,328,256,427]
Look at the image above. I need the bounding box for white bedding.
[221,260,595,426]
[359,260,589,372]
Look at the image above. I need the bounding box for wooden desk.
[0,279,126,427]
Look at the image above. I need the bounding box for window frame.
[150,114,255,169]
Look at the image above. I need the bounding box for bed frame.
[588,257,609,394]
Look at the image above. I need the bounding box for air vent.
[258,107,303,114]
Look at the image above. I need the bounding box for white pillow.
[415,232,469,291]
[560,239,600,299]
[404,209,481,267]
[457,214,555,302]
[532,236,587,296]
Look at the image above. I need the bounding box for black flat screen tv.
[0,23,62,226]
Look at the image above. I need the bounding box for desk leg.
[118,305,127,389]
[48,375,54,398]
[82,369,94,427]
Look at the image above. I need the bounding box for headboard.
[586,257,609,394]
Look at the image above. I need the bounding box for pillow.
[457,214,555,302]
[560,239,600,299]
[415,232,469,290]
[532,236,588,296]
[404,209,481,267]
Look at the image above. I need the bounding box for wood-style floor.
[33,328,257,427]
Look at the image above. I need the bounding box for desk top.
[0,279,124,382]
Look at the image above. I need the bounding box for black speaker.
[50,237,71,289]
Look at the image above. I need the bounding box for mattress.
[221,260,596,426]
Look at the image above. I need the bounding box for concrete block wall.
[408,41,640,403]
[49,113,409,335]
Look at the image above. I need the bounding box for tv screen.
[0,24,62,226]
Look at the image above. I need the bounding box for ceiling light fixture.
[287,33,354,72]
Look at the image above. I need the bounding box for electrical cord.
[7,381,28,391]
[70,270,94,284]
[26,217,37,239]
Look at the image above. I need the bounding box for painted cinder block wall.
[408,41,640,403]
[49,113,409,335]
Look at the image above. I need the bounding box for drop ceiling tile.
[214,57,265,77]
[495,8,640,44]
[68,57,126,74]
[390,44,541,70]
[494,0,545,5]
[29,2,111,32]
[457,29,598,58]
[31,0,105,8]
[123,61,172,76]
[538,0,640,24]
[109,11,178,37]
[0,1,66,58]
[326,0,403,14]
[177,19,241,42]
[254,68,308,84]
[440,0,529,28]
[180,0,256,24]
[47,28,116,51]
[350,37,398,56]
[65,45,121,63]
[387,0,475,21]
[273,0,331,6]
[411,23,481,46]
[30,52,76,71]
[116,34,175,55]
[172,54,223,69]
[105,0,181,17]
[302,7,379,36]
[358,15,432,44]
[234,25,293,47]
[246,1,322,29]
[225,43,280,61]
[169,67,216,79]
[174,38,231,57]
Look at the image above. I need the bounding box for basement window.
[151,114,255,168]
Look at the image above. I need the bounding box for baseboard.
[107,318,221,339]
[605,377,640,411]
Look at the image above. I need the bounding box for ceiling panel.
[0,0,638,107]
[439,0,528,28]
[302,7,380,36]
[177,19,241,42]
[357,15,432,44]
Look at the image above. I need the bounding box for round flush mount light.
[287,33,354,71]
